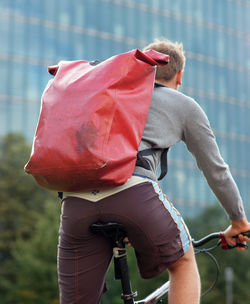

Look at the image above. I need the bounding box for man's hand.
[223,216,250,251]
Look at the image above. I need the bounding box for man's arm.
[182,99,250,248]
[182,99,245,221]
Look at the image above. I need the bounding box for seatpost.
[113,235,137,304]
[90,222,137,304]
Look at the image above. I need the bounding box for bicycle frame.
[90,222,250,304]
[134,281,170,304]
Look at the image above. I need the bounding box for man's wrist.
[231,216,248,229]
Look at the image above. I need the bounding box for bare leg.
[167,246,200,304]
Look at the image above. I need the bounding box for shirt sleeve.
[182,99,245,221]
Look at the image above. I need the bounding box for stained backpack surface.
[24,49,169,191]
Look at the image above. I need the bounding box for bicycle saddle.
[90,222,127,245]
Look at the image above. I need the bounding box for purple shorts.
[57,181,191,304]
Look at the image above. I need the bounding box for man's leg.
[57,197,113,304]
[58,232,112,304]
[168,246,200,304]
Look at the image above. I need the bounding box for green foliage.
[0,133,54,255]
[9,200,60,304]
[0,133,58,303]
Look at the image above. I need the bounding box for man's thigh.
[98,181,191,279]
[58,197,113,304]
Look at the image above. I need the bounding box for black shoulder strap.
[158,148,169,180]
[136,148,169,181]
[58,192,63,200]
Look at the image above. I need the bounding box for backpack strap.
[136,148,169,181]
[58,192,63,200]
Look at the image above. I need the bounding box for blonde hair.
[143,38,186,82]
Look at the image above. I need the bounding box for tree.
[0,133,57,303]
[9,200,60,304]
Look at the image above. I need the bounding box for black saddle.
[90,222,127,247]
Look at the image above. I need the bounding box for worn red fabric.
[25,49,168,191]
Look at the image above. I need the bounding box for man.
[57,39,250,304]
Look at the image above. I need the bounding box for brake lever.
[239,231,250,238]
[232,230,250,248]
[236,243,248,249]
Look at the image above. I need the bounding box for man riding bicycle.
[57,39,250,304]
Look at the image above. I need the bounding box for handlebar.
[192,231,250,249]
[192,232,221,248]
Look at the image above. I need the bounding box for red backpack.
[24,49,168,191]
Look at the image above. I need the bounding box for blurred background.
[1,0,250,303]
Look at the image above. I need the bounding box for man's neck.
[155,79,178,90]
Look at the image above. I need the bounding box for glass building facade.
[1,0,250,217]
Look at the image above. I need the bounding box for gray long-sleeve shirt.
[133,85,245,221]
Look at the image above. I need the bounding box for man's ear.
[176,70,183,86]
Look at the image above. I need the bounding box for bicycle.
[90,222,250,304]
